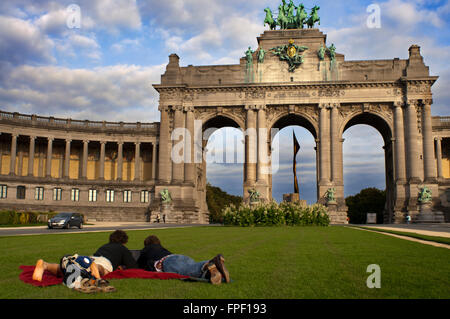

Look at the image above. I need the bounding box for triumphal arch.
[2,4,447,224]
[152,5,444,224]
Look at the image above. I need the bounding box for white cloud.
[0,15,55,65]
[91,0,142,32]
[0,64,165,122]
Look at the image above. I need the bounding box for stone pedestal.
[416,202,445,223]
[327,202,348,224]
[393,211,406,224]
[160,203,180,224]
[283,193,307,207]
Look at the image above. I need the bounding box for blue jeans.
[162,255,208,278]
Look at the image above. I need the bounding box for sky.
[0,0,449,203]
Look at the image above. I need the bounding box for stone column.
[99,141,106,180]
[393,102,407,182]
[117,141,123,181]
[422,100,437,182]
[9,133,18,175]
[158,106,171,183]
[64,139,71,178]
[134,141,141,182]
[184,107,195,184]
[435,137,443,179]
[405,101,420,182]
[318,104,330,184]
[82,140,89,179]
[330,103,340,184]
[28,135,36,176]
[257,105,268,184]
[172,106,185,183]
[152,142,157,181]
[245,105,257,185]
[46,137,53,177]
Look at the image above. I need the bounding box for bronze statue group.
[264,1,320,30]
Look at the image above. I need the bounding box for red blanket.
[19,265,189,287]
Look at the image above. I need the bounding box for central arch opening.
[271,113,318,204]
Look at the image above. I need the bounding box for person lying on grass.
[137,235,230,285]
[32,230,138,281]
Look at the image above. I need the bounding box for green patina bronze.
[248,189,261,203]
[264,2,321,30]
[327,43,336,62]
[317,45,326,60]
[245,47,254,66]
[257,48,266,63]
[306,6,320,28]
[264,8,277,30]
[326,188,336,204]
[271,39,308,72]
[160,189,172,204]
[418,186,432,204]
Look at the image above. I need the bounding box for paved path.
[358,223,450,238]
[348,226,450,249]
[0,222,217,237]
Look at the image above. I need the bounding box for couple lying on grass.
[32,230,230,286]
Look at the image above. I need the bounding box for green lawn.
[0,226,449,299]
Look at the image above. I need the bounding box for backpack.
[60,254,95,289]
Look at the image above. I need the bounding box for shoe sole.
[207,264,222,285]
[215,255,230,283]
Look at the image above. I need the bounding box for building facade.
[1,28,449,223]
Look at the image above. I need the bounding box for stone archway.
[341,111,395,223]
[268,111,319,203]
[199,114,245,218]
[153,28,442,225]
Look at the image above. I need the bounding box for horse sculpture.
[277,4,289,29]
[306,5,320,28]
[264,8,277,30]
[286,0,296,29]
[295,4,308,29]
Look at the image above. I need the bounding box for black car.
[48,212,84,229]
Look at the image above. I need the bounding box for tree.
[345,188,386,224]
[206,183,242,223]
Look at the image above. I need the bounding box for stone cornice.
[0,110,160,136]
[155,80,406,93]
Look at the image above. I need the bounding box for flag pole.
[293,130,300,194]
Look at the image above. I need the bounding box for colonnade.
[2,134,158,182]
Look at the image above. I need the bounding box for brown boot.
[211,254,230,283]
[206,263,222,285]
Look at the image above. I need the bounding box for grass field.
[0,226,449,299]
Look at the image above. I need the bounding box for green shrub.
[0,210,58,225]
[223,201,330,227]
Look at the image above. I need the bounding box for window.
[106,189,114,202]
[35,187,44,200]
[140,190,149,203]
[88,189,97,202]
[71,189,80,202]
[123,190,132,203]
[53,188,62,201]
[0,185,7,199]
[17,186,26,200]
